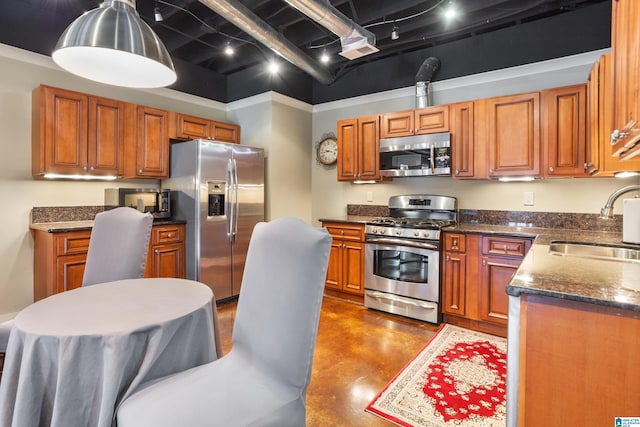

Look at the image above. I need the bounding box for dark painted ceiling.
[0,0,612,104]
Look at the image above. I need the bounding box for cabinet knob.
[83,166,87,171]
[549,166,554,172]
[482,259,487,266]
[446,255,450,261]
[167,233,173,238]
[455,169,459,175]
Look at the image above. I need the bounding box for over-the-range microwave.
[379,132,451,177]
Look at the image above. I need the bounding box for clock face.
[317,137,338,165]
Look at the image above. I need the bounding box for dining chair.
[0,207,153,378]
[116,216,332,427]
[82,207,154,286]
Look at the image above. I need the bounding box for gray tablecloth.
[0,278,218,427]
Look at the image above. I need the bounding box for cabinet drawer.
[56,231,91,256]
[152,225,184,245]
[444,233,466,252]
[322,223,364,242]
[482,236,530,257]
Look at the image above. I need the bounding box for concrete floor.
[216,295,439,426]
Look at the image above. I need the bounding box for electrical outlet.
[366,191,373,202]
[523,191,534,206]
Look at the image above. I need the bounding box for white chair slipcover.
[116,216,332,427]
[82,207,154,286]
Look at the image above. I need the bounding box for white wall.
[311,48,640,225]
[227,93,313,222]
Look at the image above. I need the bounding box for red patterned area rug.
[366,324,507,427]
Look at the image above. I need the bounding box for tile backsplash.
[347,204,622,232]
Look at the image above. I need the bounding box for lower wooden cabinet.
[321,222,365,301]
[32,223,185,301]
[441,232,532,337]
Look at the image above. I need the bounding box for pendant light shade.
[52,0,176,88]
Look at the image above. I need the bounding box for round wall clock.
[316,137,338,166]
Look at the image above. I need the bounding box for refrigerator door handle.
[232,158,239,242]
[226,158,235,243]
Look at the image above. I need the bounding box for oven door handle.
[368,291,437,309]
[365,237,439,250]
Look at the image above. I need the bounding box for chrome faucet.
[600,185,640,219]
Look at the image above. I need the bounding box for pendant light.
[52,0,176,88]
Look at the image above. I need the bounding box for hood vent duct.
[415,57,440,108]
[283,0,378,60]
[198,0,334,84]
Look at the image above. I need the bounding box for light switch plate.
[523,191,534,206]
[367,191,373,202]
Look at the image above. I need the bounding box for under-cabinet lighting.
[614,171,640,178]
[43,173,118,181]
[353,180,377,184]
[497,176,535,182]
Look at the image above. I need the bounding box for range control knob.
[395,229,403,236]
[413,230,420,237]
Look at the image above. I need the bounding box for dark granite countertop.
[30,219,186,233]
[320,216,640,312]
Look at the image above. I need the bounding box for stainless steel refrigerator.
[163,139,264,301]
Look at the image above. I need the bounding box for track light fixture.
[391,25,399,40]
[224,44,234,56]
[154,3,163,22]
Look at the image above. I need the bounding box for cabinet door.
[337,118,358,181]
[176,113,210,140]
[479,255,520,326]
[88,96,125,176]
[211,121,240,144]
[324,240,342,291]
[380,110,414,138]
[486,92,540,177]
[450,101,475,178]
[415,105,449,134]
[135,106,169,178]
[149,243,184,278]
[611,0,640,159]
[542,85,587,177]
[357,115,381,181]
[585,58,602,175]
[442,251,467,316]
[341,241,364,295]
[37,86,88,175]
[57,254,87,293]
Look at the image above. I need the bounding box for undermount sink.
[549,242,640,263]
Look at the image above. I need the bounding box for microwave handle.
[430,144,435,174]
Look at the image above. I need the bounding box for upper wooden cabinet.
[380,106,449,138]
[610,0,640,160]
[541,84,587,177]
[32,85,127,178]
[450,101,478,179]
[479,92,541,178]
[337,115,381,181]
[124,106,170,179]
[172,113,240,144]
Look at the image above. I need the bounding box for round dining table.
[0,278,219,427]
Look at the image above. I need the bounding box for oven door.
[364,240,439,302]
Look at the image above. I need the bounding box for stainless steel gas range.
[364,194,457,323]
